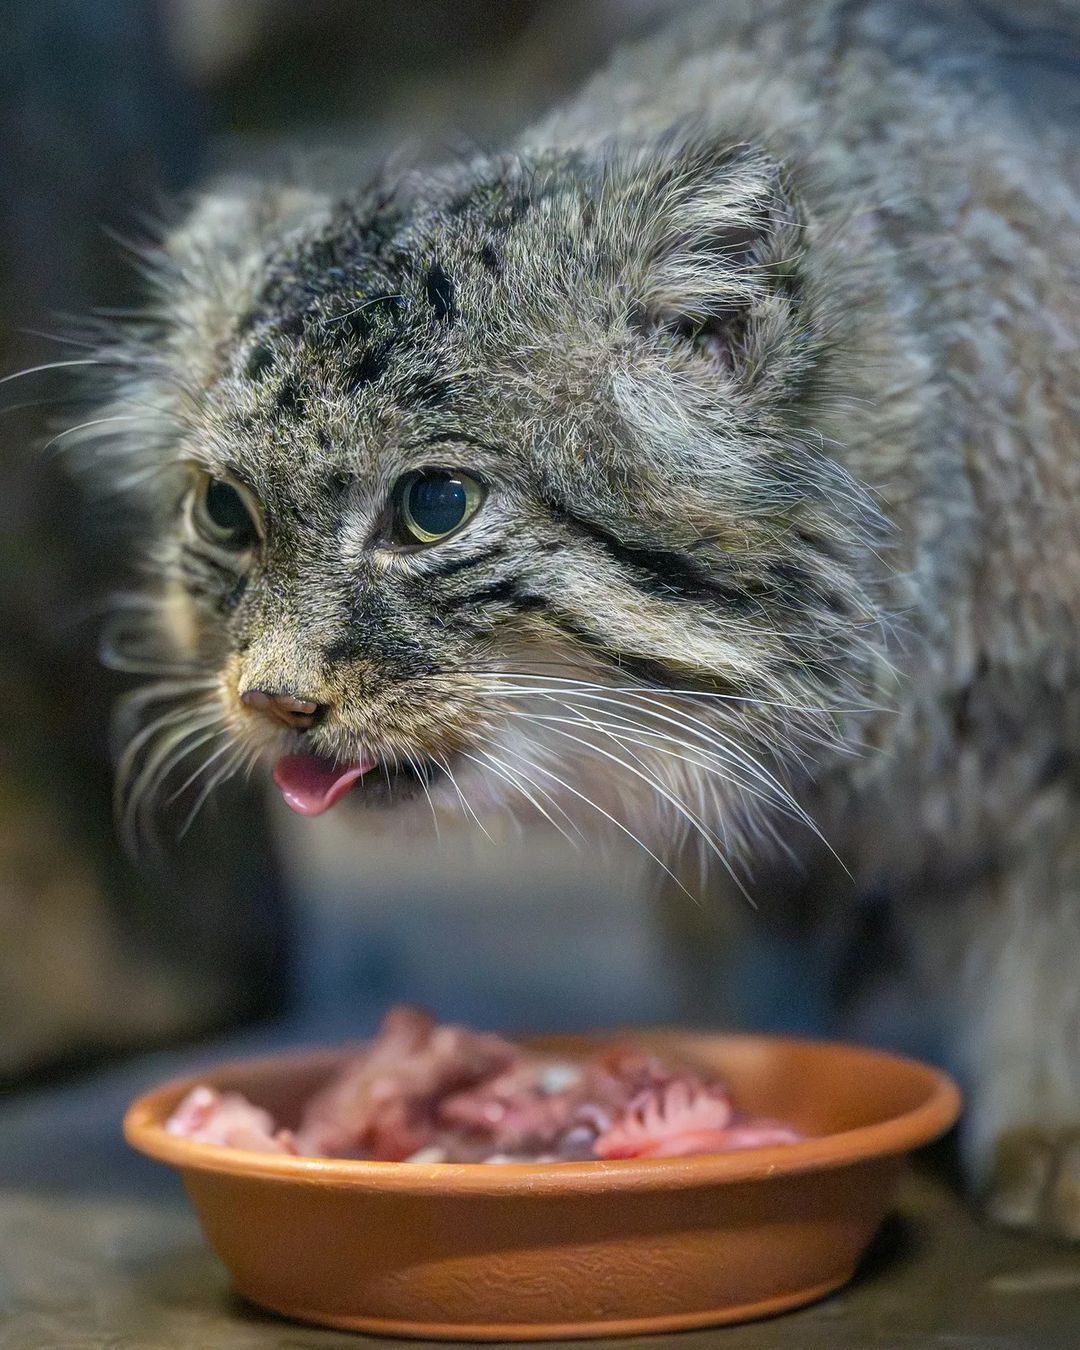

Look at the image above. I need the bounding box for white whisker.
[433,752,494,842]
[164,734,234,806]
[42,414,144,456]
[496,741,699,903]
[404,750,441,841]
[519,713,754,905]
[477,670,890,717]
[119,718,223,849]
[460,746,581,849]
[0,358,105,387]
[178,744,248,839]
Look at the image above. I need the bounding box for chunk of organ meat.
[293,1005,517,1160]
[573,1049,684,1132]
[437,1048,683,1156]
[438,1060,588,1154]
[594,1078,799,1160]
[165,1085,297,1154]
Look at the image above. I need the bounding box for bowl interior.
[131,1030,959,1163]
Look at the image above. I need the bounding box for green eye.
[193,475,261,550]
[395,469,484,545]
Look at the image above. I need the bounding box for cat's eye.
[393,469,484,545]
[192,475,261,552]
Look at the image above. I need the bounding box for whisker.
[504,708,796,821]
[471,669,850,873]
[164,734,234,807]
[111,679,218,758]
[115,702,221,816]
[178,744,248,839]
[518,712,754,906]
[474,737,586,842]
[459,746,581,849]
[404,749,441,841]
[42,413,144,456]
[119,718,223,850]
[476,669,890,717]
[541,692,840,876]
[496,741,699,902]
[115,703,215,789]
[433,752,493,842]
[510,690,820,828]
[0,358,105,387]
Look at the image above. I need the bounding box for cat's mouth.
[271,752,441,816]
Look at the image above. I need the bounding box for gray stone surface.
[2,1038,1079,1349]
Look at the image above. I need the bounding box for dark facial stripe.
[452,577,544,612]
[767,558,849,617]
[545,614,730,693]
[178,546,248,610]
[422,544,507,579]
[555,510,759,614]
[322,294,404,347]
[424,263,455,324]
[275,378,312,418]
[346,333,397,389]
[408,370,454,408]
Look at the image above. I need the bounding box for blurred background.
[3,0,791,1090]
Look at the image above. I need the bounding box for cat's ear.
[158,181,330,380]
[627,142,807,393]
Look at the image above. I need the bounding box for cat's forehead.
[193,165,611,504]
[205,211,501,495]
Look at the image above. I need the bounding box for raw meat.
[165,1006,804,1163]
[165,1085,297,1154]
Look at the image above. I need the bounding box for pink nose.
[241,689,324,730]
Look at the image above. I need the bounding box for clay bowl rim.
[124,1032,962,1196]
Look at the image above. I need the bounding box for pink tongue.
[272,753,376,817]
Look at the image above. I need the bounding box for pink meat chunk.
[165,1085,297,1154]
[164,1006,805,1163]
[293,1005,518,1160]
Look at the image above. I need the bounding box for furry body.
[88,0,1080,1235]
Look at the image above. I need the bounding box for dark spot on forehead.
[245,344,274,381]
[490,191,531,232]
[322,294,404,348]
[478,243,501,275]
[325,311,370,347]
[278,311,306,339]
[352,199,407,256]
[316,427,332,453]
[408,369,454,409]
[346,333,397,389]
[424,262,455,324]
[275,378,309,418]
[446,187,476,217]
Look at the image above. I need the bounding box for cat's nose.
[241,688,325,730]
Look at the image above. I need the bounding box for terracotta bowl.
[124,1031,960,1340]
